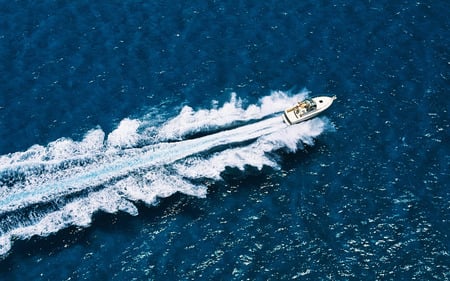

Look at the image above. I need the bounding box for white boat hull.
[282,96,336,125]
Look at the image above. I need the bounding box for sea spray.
[157,90,308,140]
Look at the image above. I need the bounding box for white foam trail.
[157,90,308,140]
[175,118,328,180]
[0,90,332,257]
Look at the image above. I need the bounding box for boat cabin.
[287,99,317,116]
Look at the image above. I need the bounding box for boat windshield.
[298,99,317,111]
[286,99,317,116]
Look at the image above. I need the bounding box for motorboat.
[282,96,336,125]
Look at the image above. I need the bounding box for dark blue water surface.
[0,1,449,280]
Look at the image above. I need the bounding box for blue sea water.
[0,0,449,280]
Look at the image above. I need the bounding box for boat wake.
[0,90,332,257]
